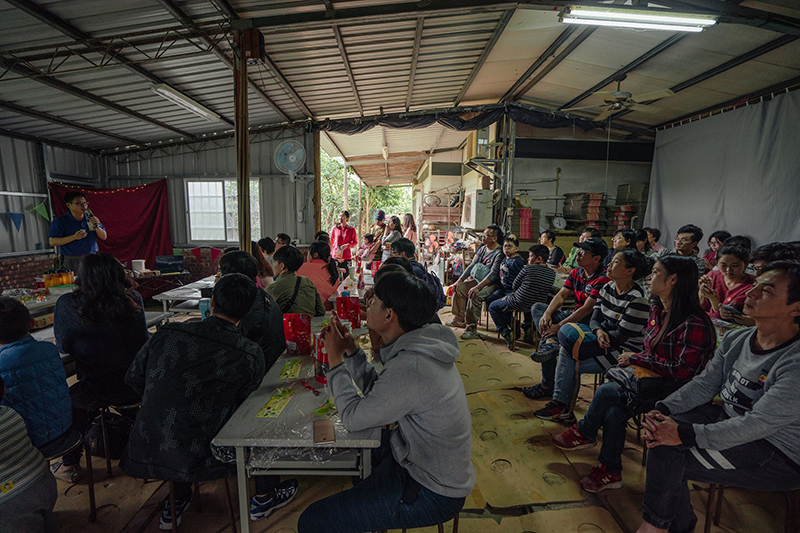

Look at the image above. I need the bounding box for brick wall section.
[0,250,220,291]
[0,254,57,291]
[180,248,219,282]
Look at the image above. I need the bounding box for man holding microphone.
[48,191,107,274]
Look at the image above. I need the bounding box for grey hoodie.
[327,324,475,498]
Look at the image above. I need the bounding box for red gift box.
[283,313,312,356]
[336,296,361,330]
[314,333,329,384]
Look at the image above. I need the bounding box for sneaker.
[50,461,83,483]
[460,329,481,340]
[530,340,560,363]
[502,328,515,350]
[159,496,191,530]
[520,383,553,400]
[552,424,597,451]
[580,464,624,493]
[535,401,568,420]
[558,411,577,426]
[445,319,465,328]
[250,479,299,522]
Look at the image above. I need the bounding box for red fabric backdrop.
[49,180,174,270]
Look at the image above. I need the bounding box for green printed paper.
[279,359,301,380]
[256,388,296,419]
[312,398,338,419]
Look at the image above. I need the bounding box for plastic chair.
[704,485,799,533]
[39,429,98,522]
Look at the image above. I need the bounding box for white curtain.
[644,89,800,248]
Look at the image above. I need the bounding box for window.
[187,180,260,242]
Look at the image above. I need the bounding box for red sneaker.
[580,464,623,493]
[552,424,597,451]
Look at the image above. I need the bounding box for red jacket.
[331,224,357,261]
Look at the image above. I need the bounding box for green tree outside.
[320,150,412,236]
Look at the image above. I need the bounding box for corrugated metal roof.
[0,0,797,187]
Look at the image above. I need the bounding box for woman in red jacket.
[330,210,358,273]
[550,255,716,493]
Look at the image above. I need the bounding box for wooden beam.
[332,26,364,116]
[234,32,251,253]
[405,18,424,111]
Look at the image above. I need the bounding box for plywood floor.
[51,310,795,533]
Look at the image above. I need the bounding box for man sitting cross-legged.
[635,260,800,533]
[522,237,611,400]
[299,271,474,533]
[121,274,273,530]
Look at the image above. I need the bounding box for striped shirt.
[589,282,650,355]
[505,264,556,311]
[0,406,48,503]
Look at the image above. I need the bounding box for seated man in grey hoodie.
[636,260,800,533]
[300,271,474,533]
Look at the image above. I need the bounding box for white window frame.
[185,178,261,244]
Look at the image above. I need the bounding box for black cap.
[574,237,608,258]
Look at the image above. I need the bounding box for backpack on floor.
[423,270,447,310]
[84,412,134,460]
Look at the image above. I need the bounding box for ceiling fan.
[563,74,674,122]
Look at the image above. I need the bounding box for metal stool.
[39,429,98,522]
[704,485,799,533]
[163,478,237,533]
[378,515,460,533]
[96,402,140,477]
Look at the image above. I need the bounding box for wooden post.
[314,132,322,235]
[234,31,251,253]
[343,166,349,211]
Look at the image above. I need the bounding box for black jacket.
[54,291,147,404]
[239,288,285,371]
[121,317,265,482]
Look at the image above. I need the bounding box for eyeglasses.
[72,201,89,207]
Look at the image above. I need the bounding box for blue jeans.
[642,404,800,532]
[298,437,464,533]
[531,303,589,388]
[576,382,631,474]
[552,323,618,406]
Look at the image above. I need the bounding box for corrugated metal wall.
[104,132,316,246]
[0,137,49,254]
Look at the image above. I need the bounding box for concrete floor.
[51,310,794,533]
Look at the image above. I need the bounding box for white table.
[212,353,381,533]
[152,275,215,313]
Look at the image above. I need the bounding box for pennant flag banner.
[191,247,203,262]
[210,247,222,263]
[9,213,23,232]
[32,202,50,221]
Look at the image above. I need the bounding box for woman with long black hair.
[551,255,716,494]
[298,242,341,311]
[52,252,148,481]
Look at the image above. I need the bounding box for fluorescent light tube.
[561,17,706,32]
[560,5,716,32]
[151,84,221,122]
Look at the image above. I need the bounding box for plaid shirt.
[629,305,715,381]
[563,266,611,307]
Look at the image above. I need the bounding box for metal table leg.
[361,448,371,479]
[162,299,168,313]
[236,447,250,533]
